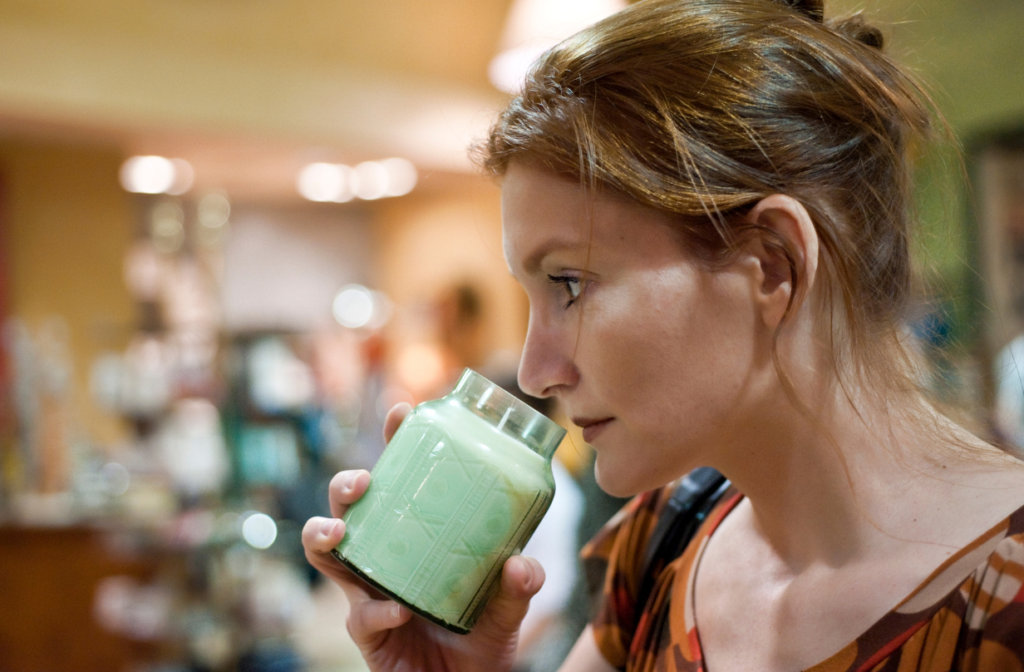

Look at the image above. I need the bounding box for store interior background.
[0,0,1022,671]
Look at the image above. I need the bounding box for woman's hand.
[302,402,546,672]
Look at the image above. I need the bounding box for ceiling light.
[121,156,193,195]
[297,163,353,202]
[489,0,627,93]
[381,158,418,197]
[352,162,390,200]
[298,159,417,202]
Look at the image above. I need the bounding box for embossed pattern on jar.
[333,369,564,633]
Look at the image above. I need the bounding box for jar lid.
[446,368,566,459]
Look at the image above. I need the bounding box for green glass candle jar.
[332,368,565,634]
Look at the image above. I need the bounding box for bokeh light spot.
[333,285,375,328]
[241,512,278,549]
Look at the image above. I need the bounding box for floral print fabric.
[582,485,1024,672]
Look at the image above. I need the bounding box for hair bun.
[831,13,885,50]
[780,0,824,23]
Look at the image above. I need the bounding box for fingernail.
[343,471,358,491]
[391,603,402,620]
[320,519,339,536]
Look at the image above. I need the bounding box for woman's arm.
[559,627,618,672]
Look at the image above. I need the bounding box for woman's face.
[503,164,769,496]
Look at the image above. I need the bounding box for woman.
[303,0,1024,669]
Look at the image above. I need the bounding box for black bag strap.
[635,467,731,613]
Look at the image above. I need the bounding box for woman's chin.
[593,459,646,498]
[594,449,692,497]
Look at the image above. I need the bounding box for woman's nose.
[517,316,579,399]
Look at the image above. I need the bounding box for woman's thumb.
[383,402,413,443]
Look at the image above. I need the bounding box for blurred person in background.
[304,0,1024,670]
[439,283,487,375]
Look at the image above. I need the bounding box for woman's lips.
[574,417,613,443]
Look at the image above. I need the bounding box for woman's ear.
[742,194,819,330]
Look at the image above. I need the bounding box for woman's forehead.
[502,165,592,227]
[501,166,591,265]
[502,164,684,271]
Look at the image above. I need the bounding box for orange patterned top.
[582,484,1024,672]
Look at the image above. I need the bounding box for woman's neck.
[714,383,1023,574]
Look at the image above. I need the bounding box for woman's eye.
[547,275,583,308]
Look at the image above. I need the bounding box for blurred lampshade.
[489,0,627,93]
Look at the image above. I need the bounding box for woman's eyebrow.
[522,239,579,274]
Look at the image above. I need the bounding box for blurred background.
[0,0,1021,671]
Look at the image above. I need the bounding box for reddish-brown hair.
[482,0,938,402]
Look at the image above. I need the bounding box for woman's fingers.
[328,469,371,520]
[346,599,412,646]
[302,515,392,604]
[302,515,345,553]
[473,555,546,640]
[302,522,403,653]
[302,515,350,580]
[383,402,413,443]
[302,515,365,591]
